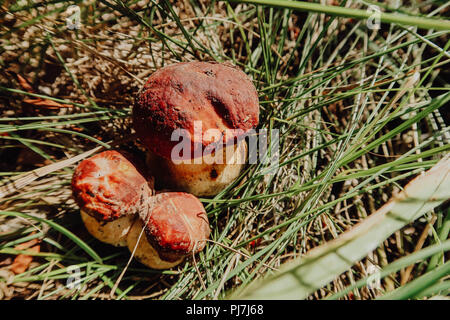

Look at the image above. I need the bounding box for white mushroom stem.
[80,210,135,247]
[147,140,248,197]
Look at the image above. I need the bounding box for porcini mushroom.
[126,192,210,269]
[72,150,153,246]
[133,61,259,196]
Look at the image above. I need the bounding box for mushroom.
[133,61,259,196]
[71,150,153,247]
[126,192,210,269]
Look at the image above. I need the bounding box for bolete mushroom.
[72,150,153,247]
[126,192,210,269]
[133,61,259,196]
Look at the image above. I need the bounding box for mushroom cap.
[133,61,259,160]
[140,192,210,262]
[71,150,152,222]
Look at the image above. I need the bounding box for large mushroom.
[126,192,210,269]
[133,61,259,196]
[71,150,153,247]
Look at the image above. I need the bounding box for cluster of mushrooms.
[71,62,260,269]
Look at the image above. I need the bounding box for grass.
[0,0,449,300]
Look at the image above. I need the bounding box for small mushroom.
[126,192,210,269]
[133,61,259,196]
[71,150,153,247]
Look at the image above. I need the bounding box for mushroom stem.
[80,210,135,247]
[147,139,248,197]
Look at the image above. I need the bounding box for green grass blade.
[232,156,450,299]
[326,240,450,300]
[228,0,450,31]
[377,262,450,300]
[0,211,102,263]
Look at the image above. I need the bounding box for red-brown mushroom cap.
[133,61,259,160]
[71,150,152,222]
[140,192,210,262]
